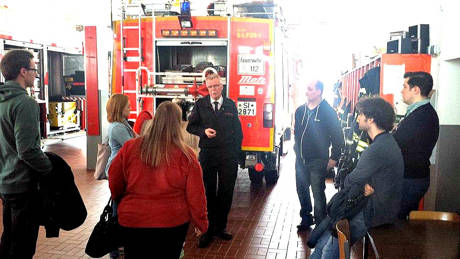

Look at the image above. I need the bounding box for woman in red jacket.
[108,101,208,258]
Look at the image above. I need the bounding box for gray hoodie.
[0,80,52,194]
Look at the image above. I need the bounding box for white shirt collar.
[210,96,223,105]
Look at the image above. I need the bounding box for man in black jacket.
[187,73,243,248]
[294,80,344,230]
[393,72,439,219]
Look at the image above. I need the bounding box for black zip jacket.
[187,95,243,155]
[392,103,439,179]
[294,100,344,162]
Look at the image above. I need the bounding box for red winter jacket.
[108,137,208,233]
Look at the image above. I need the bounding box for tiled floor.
[0,136,338,259]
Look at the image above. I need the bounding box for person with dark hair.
[187,73,243,248]
[294,80,344,231]
[0,49,53,258]
[394,71,439,219]
[310,97,403,258]
[356,97,395,132]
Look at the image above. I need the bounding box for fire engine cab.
[110,1,292,184]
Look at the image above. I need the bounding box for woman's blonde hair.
[141,101,194,167]
[106,94,129,123]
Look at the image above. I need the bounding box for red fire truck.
[110,2,292,184]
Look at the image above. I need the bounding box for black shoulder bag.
[85,199,122,258]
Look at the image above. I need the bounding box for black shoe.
[214,230,233,240]
[198,232,213,248]
[297,217,314,232]
[296,224,311,232]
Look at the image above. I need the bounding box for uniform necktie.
[214,101,219,112]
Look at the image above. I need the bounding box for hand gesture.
[327,159,337,170]
[194,227,202,237]
[205,128,216,138]
[364,184,374,196]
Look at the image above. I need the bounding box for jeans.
[349,211,367,244]
[295,157,328,224]
[310,212,367,259]
[0,192,40,259]
[399,177,430,219]
[310,230,340,259]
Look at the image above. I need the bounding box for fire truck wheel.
[248,168,263,185]
[264,170,279,185]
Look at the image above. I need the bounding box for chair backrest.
[409,211,460,223]
[336,219,351,259]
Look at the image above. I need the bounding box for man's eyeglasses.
[26,68,38,73]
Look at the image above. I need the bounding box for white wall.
[283,0,443,90]
[0,0,112,49]
[434,0,460,125]
[437,59,460,125]
[440,0,460,61]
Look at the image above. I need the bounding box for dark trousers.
[0,192,40,259]
[199,149,238,234]
[295,157,328,224]
[122,222,189,259]
[399,177,430,219]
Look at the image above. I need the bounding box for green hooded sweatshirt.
[0,80,52,194]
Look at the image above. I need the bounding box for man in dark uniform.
[187,72,243,248]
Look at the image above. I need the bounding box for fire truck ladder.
[120,3,144,117]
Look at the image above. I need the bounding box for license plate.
[237,101,256,116]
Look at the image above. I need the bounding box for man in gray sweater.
[311,97,403,258]
[0,49,52,258]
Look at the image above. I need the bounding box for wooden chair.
[336,219,351,259]
[409,211,460,223]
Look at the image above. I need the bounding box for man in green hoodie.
[0,49,52,258]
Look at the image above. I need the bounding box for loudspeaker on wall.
[408,24,430,54]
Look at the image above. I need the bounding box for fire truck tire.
[265,148,281,185]
[280,136,288,156]
[248,168,263,185]
[264,169,279,185]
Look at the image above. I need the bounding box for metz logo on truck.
[238,76,266,85]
